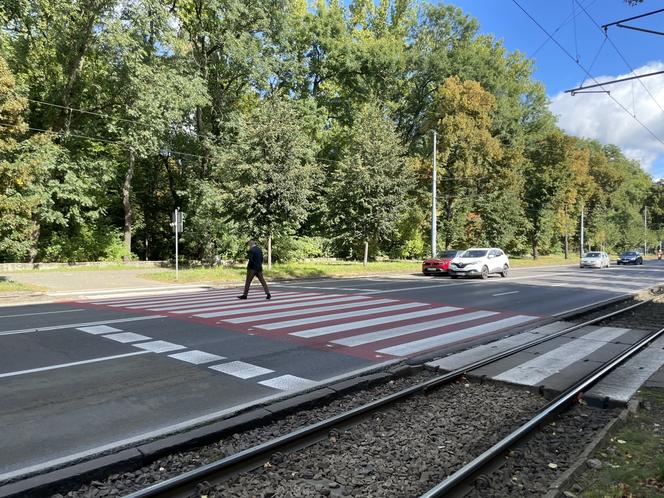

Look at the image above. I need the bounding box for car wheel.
[481,266,489,279]
[639,260,643,265]
[500,264,509,277]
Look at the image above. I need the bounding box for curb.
[0,365,414,498]
[542,399,639,498]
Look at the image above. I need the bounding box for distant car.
[580,251,610,269]
[448,248,509,279]
[422,250,464,276]
[617,251,643,265]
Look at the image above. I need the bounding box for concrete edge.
[0,364,417,498]
[541,399,639,498]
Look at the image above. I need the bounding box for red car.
[422,250,464,276]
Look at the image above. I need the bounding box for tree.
[326,102,413,265]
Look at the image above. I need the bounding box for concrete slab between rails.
[0,448,143,498]
[542,399,639,498]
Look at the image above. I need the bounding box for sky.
[449,0,664,179]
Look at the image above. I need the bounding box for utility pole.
[580,205,584,257]
[644,206,648,255]
[431,130,437,258]
[171,207,183,281]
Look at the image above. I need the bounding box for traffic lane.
[0,353,276,477]
[0,301,159,333]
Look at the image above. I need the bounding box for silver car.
[580,251,610,269]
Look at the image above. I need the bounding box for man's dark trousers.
[243,269,270,296]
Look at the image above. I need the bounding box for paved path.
[3,269,166,292]
[2,262,664,484]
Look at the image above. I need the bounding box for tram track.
[101,293,664,498]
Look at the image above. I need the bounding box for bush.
[272,236,328,262]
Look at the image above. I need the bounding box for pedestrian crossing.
[80,289,539,360]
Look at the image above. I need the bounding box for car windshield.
[622,252,638,257]
[585,252,602,258]
[438,250,459,259]
[461,250,487,258]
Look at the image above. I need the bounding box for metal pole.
[175,207,179,281]
[580,205,584,257]
[431,131,437,258]
[644,206,648,255]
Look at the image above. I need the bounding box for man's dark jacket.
[247,245,264,272]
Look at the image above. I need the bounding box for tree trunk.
[268,234,272,270]
[532,240,538,260]
[564,233,569,259]
[28,221,40,264]
[363,240,368,267]
[123,150,135,262]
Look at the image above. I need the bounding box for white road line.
[376,315,536,357]
[91,289,240,306]
[209,361,273,379]
[102,332,152,343]
[172,294,344,316]
[0,351,150,379]
[194,295,368,319]
[168,350,226,364]
[133,340,186,353]
[290,306,463,339]
[105,289,260,307]
[492,291,520,296]
[146,292,317,312]
[258,374,318,390]
[77,325,124,335]
[493,326,631,385]
[0,309,84,319]
[0,315,163,336]
[331,310,497,346]
[124,290,303,308]
[251,301,417,328]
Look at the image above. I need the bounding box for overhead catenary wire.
[573,0,664,116]
[531,0,598,57]
[512,0,664,152]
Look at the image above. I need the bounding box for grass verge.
[0,278,45,293]
[575,389,664,498]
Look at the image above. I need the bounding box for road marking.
[133,340,186,353]
[168,350,226,364]
[194,295,368,319]
[209,361,273,379]
[258,374,318,390]
[104,289,251,307]
[102,332,152,343]
[144,292,315,312]
[250,301,418,329]
[290,306,463,339]
[493,326,630,385]
[0,315,163,336]
[77,325,123,335]
[171,294,344,315]
[376,315,536,356]
[492,291,520,296]
[0,351,150,379]
[330,310,497,346]
[0,309,84,319]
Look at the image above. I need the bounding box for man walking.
[238,240,271,300]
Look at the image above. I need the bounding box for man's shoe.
[266,293,271,300]
[237,295,248,300]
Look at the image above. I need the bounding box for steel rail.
[421,323,664,497]
[124,296,656,498]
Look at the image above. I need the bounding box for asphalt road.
[2,262,664,483]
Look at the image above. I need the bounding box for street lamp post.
[431,131,437,258]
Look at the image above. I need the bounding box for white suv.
[449,248,510,279]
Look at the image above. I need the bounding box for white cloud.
[549,61,664,173]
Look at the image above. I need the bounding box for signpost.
[171,208,184,280]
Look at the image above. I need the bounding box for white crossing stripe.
[146,292,316,312]
[493,326,630,385]
[120,291,300,309]
[77,325,123,335]
[209,361,273,379]
[290,306,464,339]
[376,315,536,357]
[228,299,406,325]
[172,294,345,316]
[331,310,497,346]
[99,289,240,306]
[194,295,368,319]
[258,374,318,390]
[102,332,151,343]
[169,350,226,364]
[133,340,186,353]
